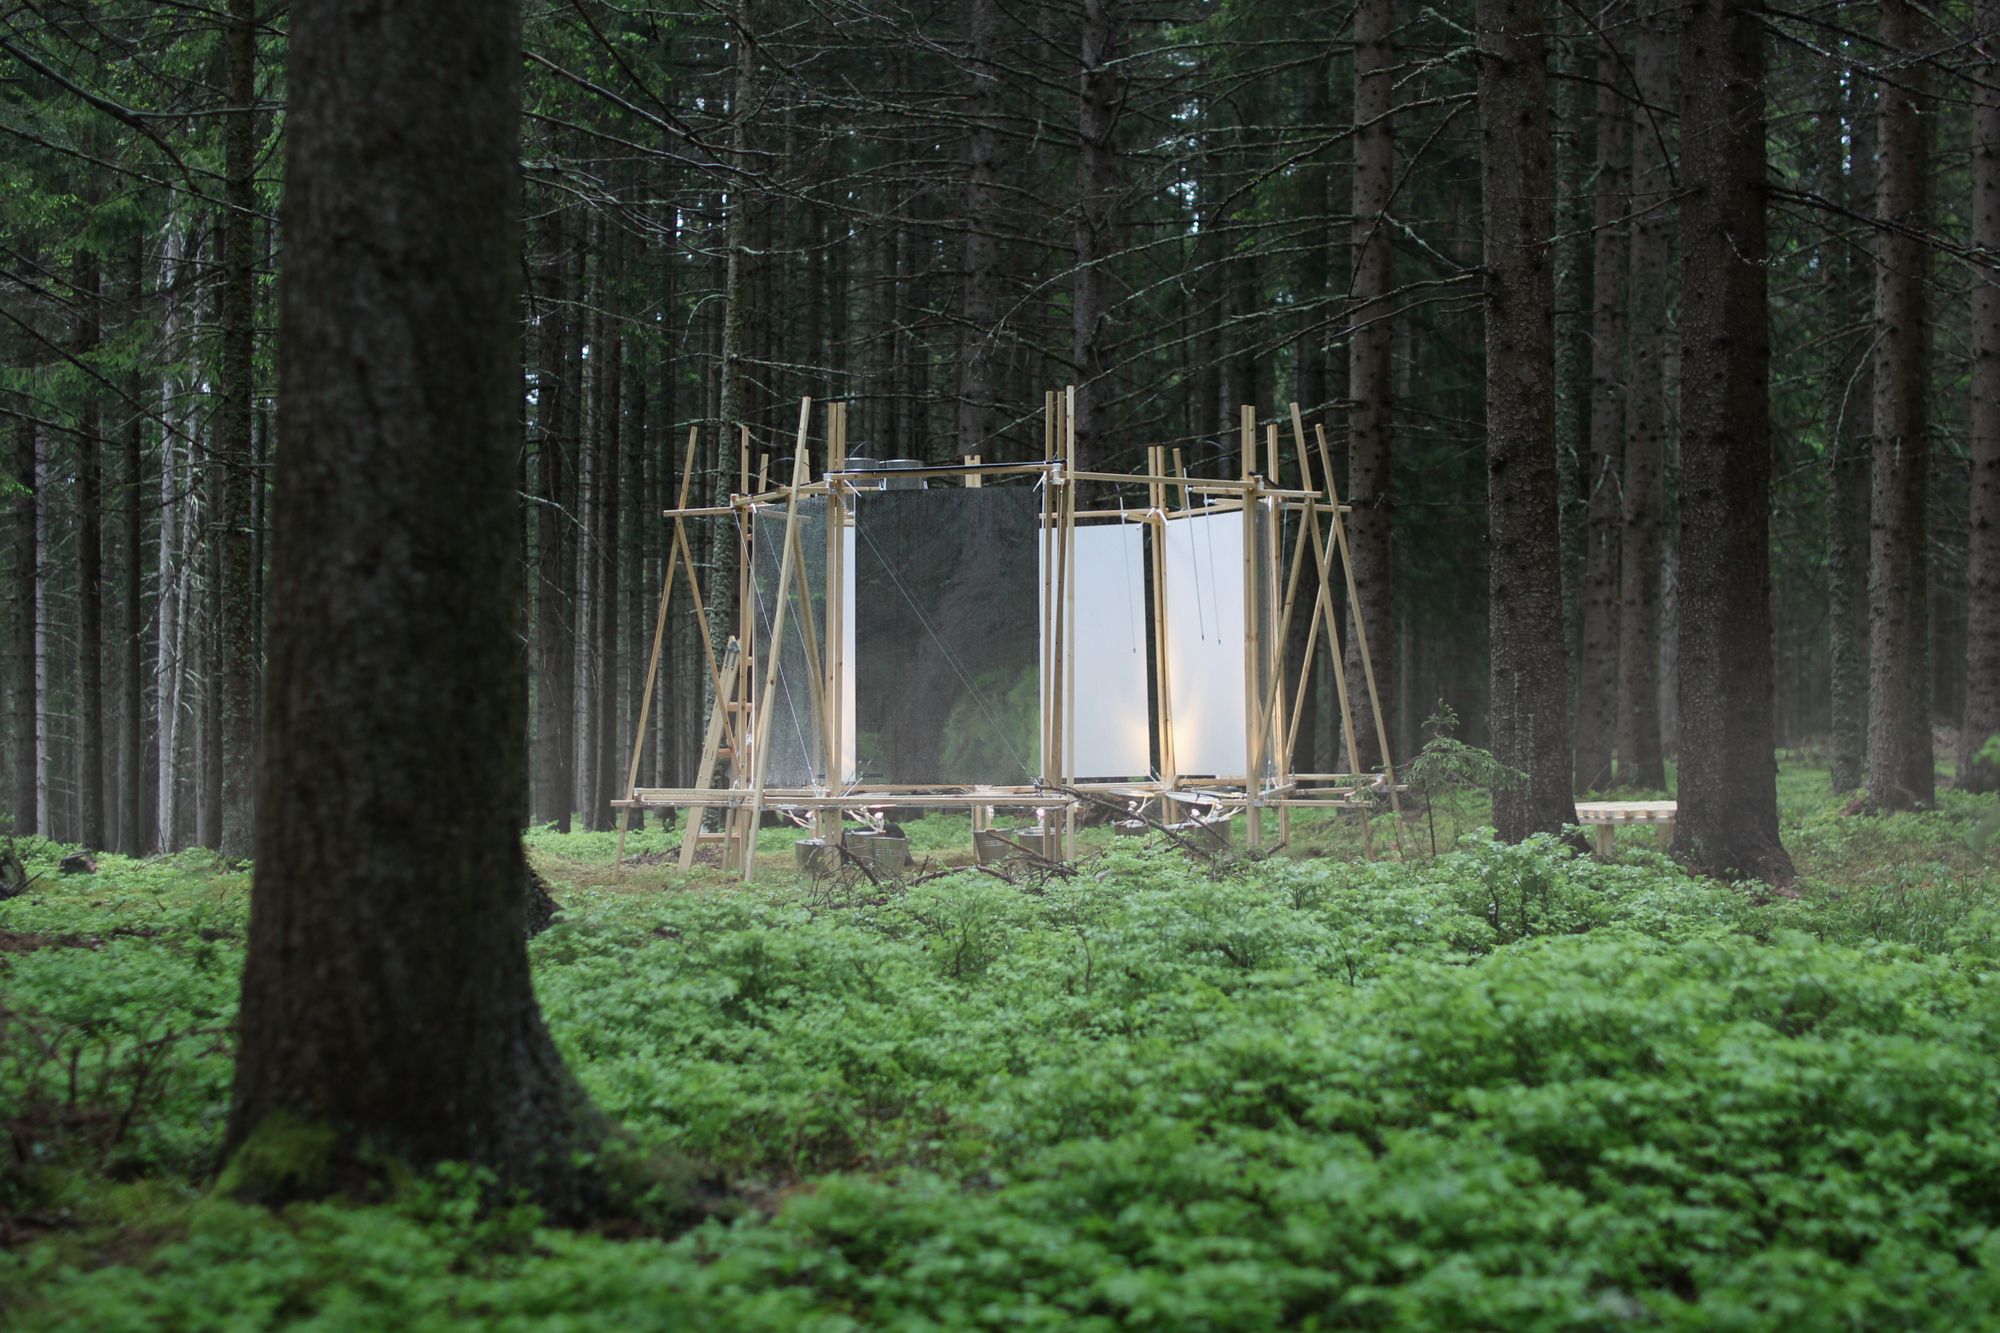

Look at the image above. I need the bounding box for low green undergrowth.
[7,782,2000,1329]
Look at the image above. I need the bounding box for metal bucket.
[843,831,911,873]
[1165,814,1232,850]
[974,827,1055,864]
[794,838,837,875]
[879,458,928,490]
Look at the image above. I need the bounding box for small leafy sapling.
[1403,701,1523,855]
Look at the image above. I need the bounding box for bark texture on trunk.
[217,0,259,858]
[1964,0,2000,790]
[75,248,105,851]
[1829,77,1875,793]
[121,238,147,854]
[1479,0,1574,840]
[1576,16,1628,795]
[593,218,623,833]
[535,208,575,830]
[11,412,33,837]
[1618,0,1670,792]
[227,0,604,1214]
[1672,0,1793,882]
[958,0,1003,458]
[1866,0,1936,812]
[708,18,751,669]
[1072,0,1118,481]
[1346,0,1395,773]
[1296,53,1331,432]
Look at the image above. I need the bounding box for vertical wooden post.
[1240,482,1256,844]
[1048,390,1064,784]
[1063,387,1078,861]
[1148,446,1175,785]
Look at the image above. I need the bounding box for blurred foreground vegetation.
[5,758,2000,1329]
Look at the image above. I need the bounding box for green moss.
[212,1109,339,1204]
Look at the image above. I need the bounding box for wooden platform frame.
[611,392,1407,877]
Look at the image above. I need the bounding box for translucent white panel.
[1162,507,1249,777]
[1069,523,1151,779]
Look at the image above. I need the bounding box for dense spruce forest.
[0,0,1993,851]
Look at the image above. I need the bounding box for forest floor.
[4,754,1999,1329]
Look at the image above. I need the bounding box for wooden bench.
[1573,800,1677,858]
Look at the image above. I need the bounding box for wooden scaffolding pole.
[1315,420,1404,857]
[615,425,704,869]
[678,637,741,873]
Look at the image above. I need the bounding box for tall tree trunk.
[217,0,259,858]
[75,247,106,850]
[1618,0,1670,791]
[203,462,224,849]
[1575,15,1628,794]
[1072,0,1118,482]
[958,0,1003,458]
[11,412,34,837]
[534,208,574,830]
[1672,0,1793,882]
[157,277,183,849]
[1866,0,1936,811]
[1479,0,1573,839]
[577,286,601,825]
[1829,68,1875,793]
[1969,0,2000,790]
[227,0,605,1213]
[1296,54,1332,426]
[594,224,623,832]
[709,19,751,673]
[1346,0,1395,772]
[1551,11,1588,698]
[122,236,147,854]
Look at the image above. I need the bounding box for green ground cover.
[5,760,2000,1329]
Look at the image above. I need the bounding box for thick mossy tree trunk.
[1479,0,1574,840]
[1671,0,1793,883]
[1963,0,2000,791]
[1866,0,1935,812]
[1346,0,1395,773]
[225,0,606,1215]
